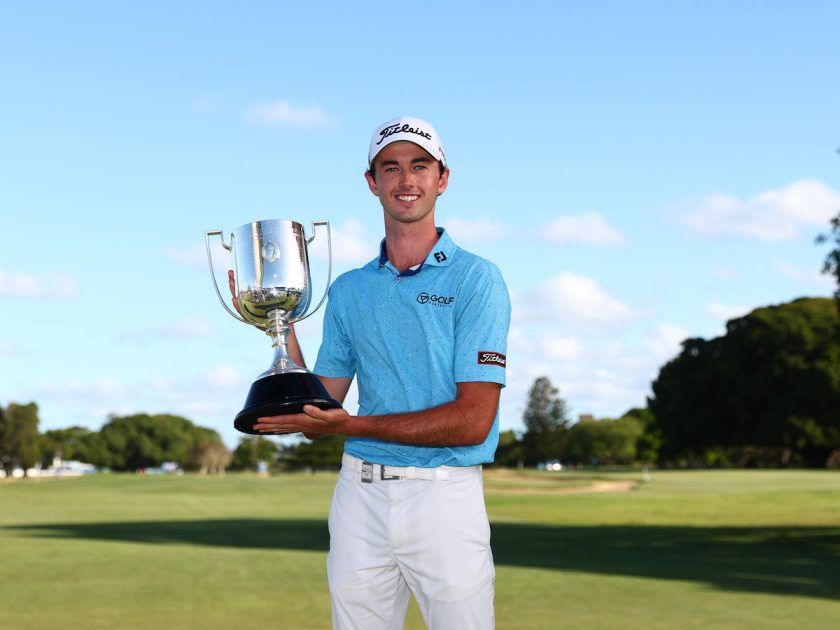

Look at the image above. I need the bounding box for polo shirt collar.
[377,227,457,276]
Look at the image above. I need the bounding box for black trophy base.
[234,371,342,435]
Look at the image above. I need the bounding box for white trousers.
[327,455,495,630]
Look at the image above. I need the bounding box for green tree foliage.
[522,376,570,465]
[39,426,100,466]
[816,212,840,305]
[493,430,525,467]
[279,434,345,470]
[649,297,840,468]
[231,436,279,471]
[564,415,644,466]
[0,402,40,475]
[93,413,224,471]
[623,407,661,464]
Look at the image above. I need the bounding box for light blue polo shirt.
[313,228,511,467]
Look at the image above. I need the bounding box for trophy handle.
[293,220,332,324]
[205,229,250,325]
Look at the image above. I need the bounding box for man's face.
[365,141,449,228]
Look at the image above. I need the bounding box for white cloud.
[708,301,752,321]
[311,218,376,264]
[445,217,511,243]
[513,272,634,326]
[681,179,840,240]
[644,323,689,362]
[539,212,626,246]
[508,326,583,362]
[120,317,214,342]
[0,271,78,298]
[778,262,835,290]
[27,366,256,445]
[245,100,332,126]
[36,377,129,403]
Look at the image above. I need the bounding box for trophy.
[205,219,342,434]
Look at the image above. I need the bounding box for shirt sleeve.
[313,282,357,380]
[453,260,511,386]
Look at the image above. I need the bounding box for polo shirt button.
[396,277,401,284]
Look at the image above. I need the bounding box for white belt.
[342,453,479,482]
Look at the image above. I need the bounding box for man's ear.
[436,167,450,196]
[365,169,379,196]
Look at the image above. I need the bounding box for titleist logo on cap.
[376,123,433,146]
[478,352,506,368]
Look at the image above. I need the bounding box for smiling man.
[254,116,511,630]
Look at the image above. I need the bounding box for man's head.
[367,116,446,181]
[364,116,450,229]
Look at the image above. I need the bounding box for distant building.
[25,457,97,478]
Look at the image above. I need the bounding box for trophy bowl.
[206,219,342,435]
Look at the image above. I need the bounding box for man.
[254,116,511,630]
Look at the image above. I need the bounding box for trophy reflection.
[206,219,341,434]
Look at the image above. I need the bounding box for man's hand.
[253,405,352,437]
[227,270,241,314]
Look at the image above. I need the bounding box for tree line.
[3,295,839,473]
[0,404,350,476]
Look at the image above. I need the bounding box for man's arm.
[252,380,501,446]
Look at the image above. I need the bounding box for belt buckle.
[361,461,373,483]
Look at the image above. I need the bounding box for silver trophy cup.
[206,219,341,434]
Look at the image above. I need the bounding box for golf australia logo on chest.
[416,291,455,308]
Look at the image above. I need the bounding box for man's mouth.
[396,194,419,202]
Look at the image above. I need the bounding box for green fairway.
[1,469,839,629]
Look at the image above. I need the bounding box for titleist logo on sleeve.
[376,123,433,145]
[478,352,506,368]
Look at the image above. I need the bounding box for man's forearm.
[348,399,494,446]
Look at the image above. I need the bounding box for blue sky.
[1,1,838,448]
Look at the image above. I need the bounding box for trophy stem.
[266,310,304,373]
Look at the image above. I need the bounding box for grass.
[1,469,839,629]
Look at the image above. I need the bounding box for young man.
[254,116,511,630]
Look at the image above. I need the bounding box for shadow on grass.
[7,520,840,600]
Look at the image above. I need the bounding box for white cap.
[368,116,447,169]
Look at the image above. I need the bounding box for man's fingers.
[228,270,240,312]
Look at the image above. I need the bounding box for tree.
[623,407,661,465]
[0,402,40,475]
[493,430,525,467]
[649,298,840,467]
[231,436,279,471]
[521,377,570,466]
[94,413,224,471]
[187,442,232,475]
[816,211,840,306]
[563,414,643,467]
[279,435,345,470]
[39,426,99,466]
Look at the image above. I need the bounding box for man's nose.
[399,169,416,186]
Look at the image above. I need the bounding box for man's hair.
[367,160,446,183]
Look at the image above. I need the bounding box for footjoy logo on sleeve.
[478,352,507,368]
